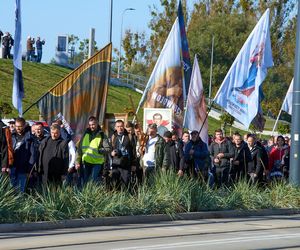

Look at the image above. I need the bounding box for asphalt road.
[1,214,300,250]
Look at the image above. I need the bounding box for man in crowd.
[140,123,169,181]
[247,134,264,184]
[29,122,47,188]
[184,130,210,179]
[210,129,234,187]
[38,124,69,186]
[36,37,45,63]
[231,133,252,182]
[110,120,133,189]
[125,121,143,186]
[163,131,184,174]
[75,116,110,185]
[11,118,35,192]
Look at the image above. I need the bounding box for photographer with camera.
[110,120,134,189]
[36,37,45,63]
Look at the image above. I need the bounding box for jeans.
[10,167,27,192]
[83,163,102,185]
[26,50,34,61]
[37,49,42,62]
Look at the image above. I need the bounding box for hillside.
[0,59,142,121]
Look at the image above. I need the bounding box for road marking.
[113,233,300,250]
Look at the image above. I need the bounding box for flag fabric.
[37,43,112,141]
[136,18,184,131]
[12,0,24,116]
[183,55,208,145]
[178,0,192,98]
[214,9,273,129]
[282,78,293,115]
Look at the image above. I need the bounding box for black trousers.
[214,166,230,187]
[111,166,131,189]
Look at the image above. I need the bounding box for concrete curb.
[1,208,300,233]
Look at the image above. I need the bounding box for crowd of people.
[0,116,291,193]
[0,30,45,62]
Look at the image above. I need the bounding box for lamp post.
[109,0,113,44]
[117,8,135,79]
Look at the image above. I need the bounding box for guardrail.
[111,71,147,92]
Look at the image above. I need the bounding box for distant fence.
[110,71,147,94]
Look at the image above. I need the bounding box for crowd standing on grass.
[0,116,291,193]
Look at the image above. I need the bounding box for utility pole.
[290,3,300,185]
[109,0,113,43]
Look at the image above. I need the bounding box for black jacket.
[167,140,184,171]
[248,144,264,176]
[11,127,35,173]
[210,139,235,168]
[232,141,252,171]
[38,136,69,176]
[111,130,133,169]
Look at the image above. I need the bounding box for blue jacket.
[12,129,36,173]
[184,139,209,171]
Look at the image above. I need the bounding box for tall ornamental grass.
[0,171,300,223]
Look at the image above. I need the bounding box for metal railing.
[111,70,147,92]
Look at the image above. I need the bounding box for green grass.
[0,172,299,224]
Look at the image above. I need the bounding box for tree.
[120,29,150,76]
[277,122,290,135]
[0,101,12,118]
[220,111,234,136]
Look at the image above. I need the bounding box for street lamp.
[117,8,135,79]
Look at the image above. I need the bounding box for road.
[1,214,300,249]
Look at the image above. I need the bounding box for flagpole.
[271,109,282,136]
[208,36,214,106]
[290,2,300,186]
[198,101,214,134]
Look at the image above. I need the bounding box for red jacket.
[268,146,288,171]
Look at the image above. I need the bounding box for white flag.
[214,9,273,129]
[282,78,293,115]
[136,18,184,132]
[184,56,208,145]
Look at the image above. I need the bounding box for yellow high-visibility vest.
[82,133,105,164]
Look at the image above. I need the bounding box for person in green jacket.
[75,116,110,185]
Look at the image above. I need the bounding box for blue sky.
[0,0,168,63]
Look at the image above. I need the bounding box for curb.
[1,208,299,233]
